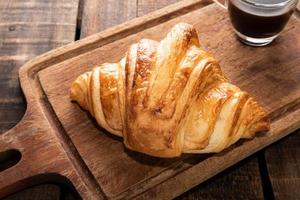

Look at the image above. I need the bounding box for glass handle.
[213,0,228,9]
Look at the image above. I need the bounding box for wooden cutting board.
[1,1,300,199]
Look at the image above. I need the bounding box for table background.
[0,0,299,199]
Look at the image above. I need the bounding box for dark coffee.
[228,0,294,38]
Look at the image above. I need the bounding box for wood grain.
[80,0,203,37]
[264,129,300,200]
[262,5,300,197]
[137,0,182,16]
[4,183,78,200]
[0,0,79,131]
[259,9,300,200]
[176,156,264,200]
[4,184,60,200]
[80,0,137,38]
[0,99,102,199]
[0,0,80,199]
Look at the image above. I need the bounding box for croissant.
[70,23,270,158]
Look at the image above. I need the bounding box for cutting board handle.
[0,105,95,199]
[0,107,73,198]
[0,113,45,197]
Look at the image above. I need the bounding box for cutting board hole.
[0,149,22,172]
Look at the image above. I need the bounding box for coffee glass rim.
[242,0,298,8]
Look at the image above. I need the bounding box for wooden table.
[0,0,299,199]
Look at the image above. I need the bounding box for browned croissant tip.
[70,82,78,101]
[70,79,80,101]
[70,23,270,157]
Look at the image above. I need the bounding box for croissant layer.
[70,23,269,157]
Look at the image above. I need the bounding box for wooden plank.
[4,183,78,200]
[264,129,300,200]
[0,0,79,199]
[4,184,60,200]
[263,10,300,200]
[137,0,182,16]
[0,104,25,133]
[80,0,137,38]
[0,0,79,131]
[176,156,264,200]
[38,3,300,199]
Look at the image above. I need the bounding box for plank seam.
[75,0,83,40]
[258,152,275,200]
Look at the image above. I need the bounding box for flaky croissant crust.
[70,23,269,157]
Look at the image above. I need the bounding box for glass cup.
[214,0,299,46]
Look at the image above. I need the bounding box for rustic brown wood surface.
[264,129,300,200]
[0,0,80,199]
[0,0,78,132]
[0,0,300,199]
[80,0,137,37]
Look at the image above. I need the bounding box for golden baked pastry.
[70,23,269,157]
